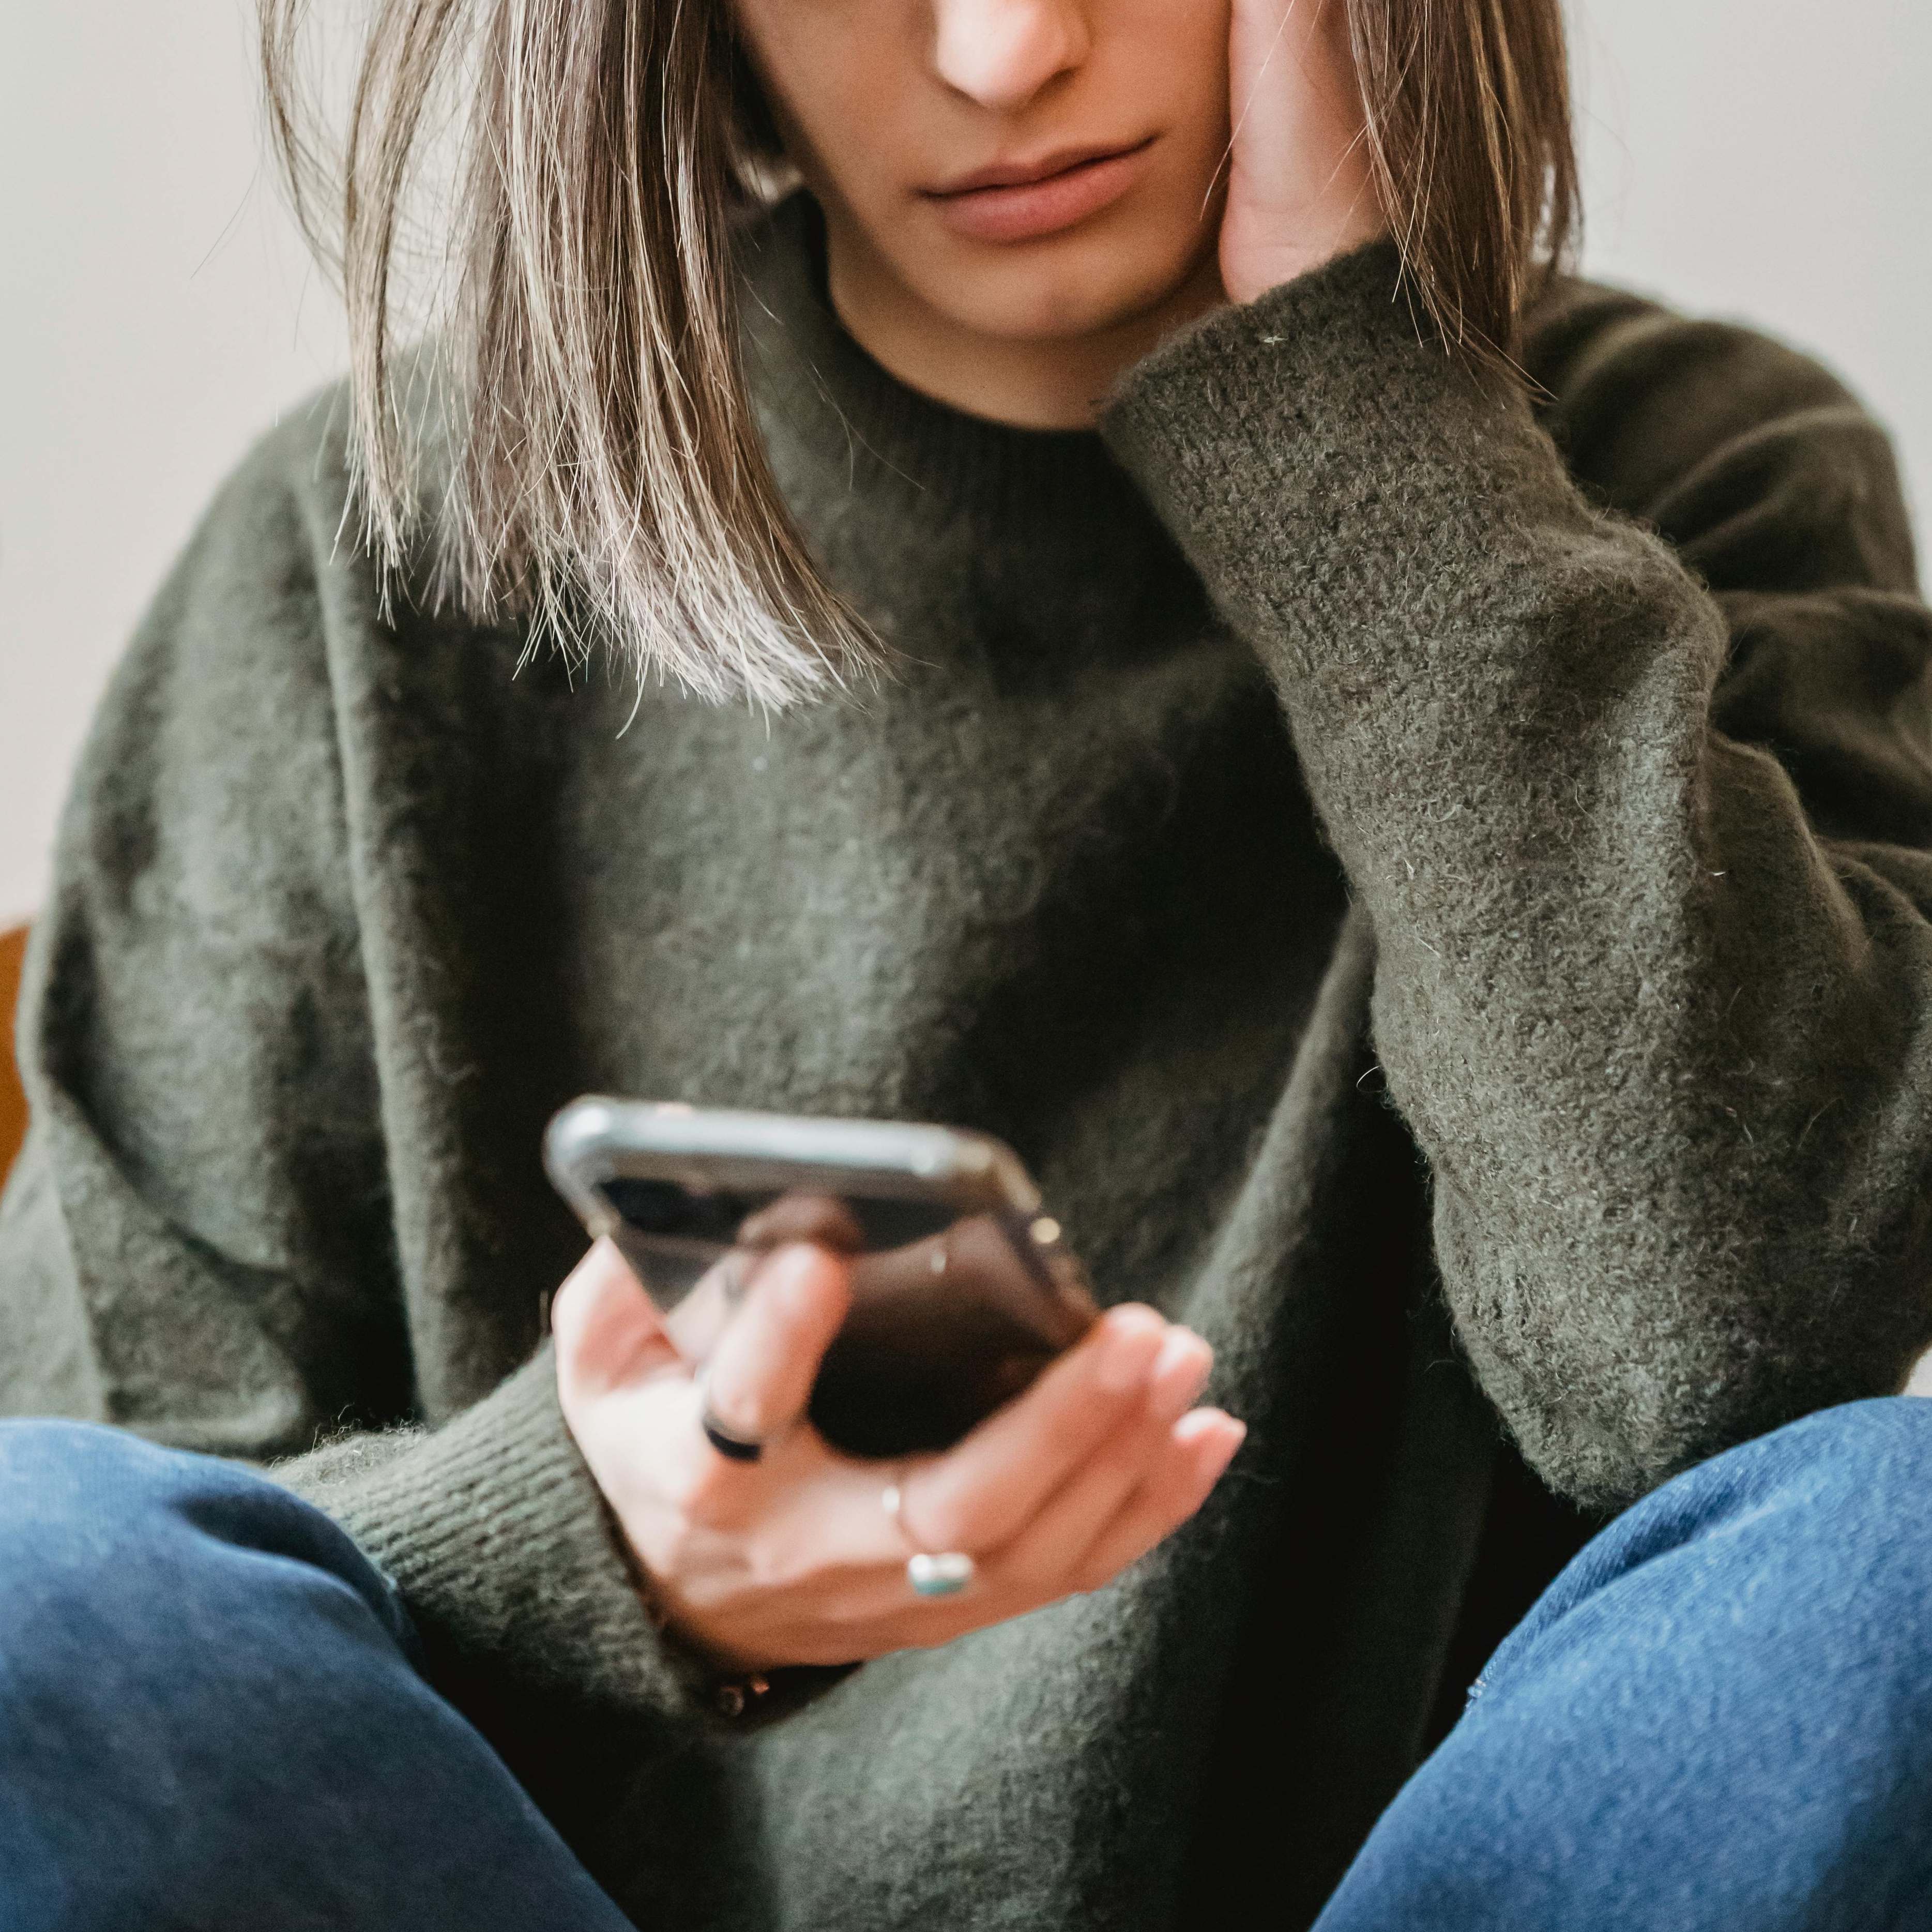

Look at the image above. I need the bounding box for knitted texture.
[1103,242,1932,1505]
[284,1348,718,1721]
[5,196,1930,1925]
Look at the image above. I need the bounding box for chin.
[915,218,1214,346]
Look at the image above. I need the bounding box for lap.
[15,1399,1932,1931]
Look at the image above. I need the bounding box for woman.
[4,0,1932,1923]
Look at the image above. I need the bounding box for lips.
[921,136,1156,245]
[929,138,1153,197]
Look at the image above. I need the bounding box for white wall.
[2,1,1928,923]
[1571,0,1932,542]
[1,1,349,925]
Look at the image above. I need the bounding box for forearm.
[1104,247,1932,1507]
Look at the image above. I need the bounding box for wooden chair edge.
[1,923,29,1191]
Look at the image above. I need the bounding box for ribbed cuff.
[1100,238,1421,531]
[1098,239,1552,712]
[276,1348,716,1725]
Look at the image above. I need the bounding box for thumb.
[551,1238,680,1402]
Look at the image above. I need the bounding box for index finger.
[700,1242,854,1452]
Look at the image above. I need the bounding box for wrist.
[630,1566,778,1716]
[586,1476,799,1720]
[1221,211,1392,309]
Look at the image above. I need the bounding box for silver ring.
[907,1551,976,1597]
[883,1482,976,1598]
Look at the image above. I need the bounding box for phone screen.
[594,1176,960,1303]
[592,1178,1082,1457]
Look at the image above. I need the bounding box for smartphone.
[544,1098,1100,1458]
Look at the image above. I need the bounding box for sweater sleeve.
[1102,243,1932,1510]
[0,410,713,1729]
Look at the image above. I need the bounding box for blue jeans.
[3,1405,1931,1931]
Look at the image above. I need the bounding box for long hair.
[260,0,1578,705]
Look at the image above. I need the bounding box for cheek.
[732,3,919,211]
[1130,6,1237,214]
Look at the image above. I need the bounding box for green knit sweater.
[6,193,1932,1925]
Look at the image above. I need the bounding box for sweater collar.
[736,192,1154,540]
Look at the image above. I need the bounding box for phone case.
[544,1098,1100,1456]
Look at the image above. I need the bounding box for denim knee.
[0,1413,392,1599]
[0,1419,409,1770]
[1496,1395,1932,1669]
[0,1423,631,1932]
[1315,1403,1932,1930]
[0,1422,410,1921]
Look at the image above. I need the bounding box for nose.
[931,0,1090,112]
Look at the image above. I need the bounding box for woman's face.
[731,0,1235,345]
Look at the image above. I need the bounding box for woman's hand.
[1220,0,1388,306]
[553,1239,1245,1675]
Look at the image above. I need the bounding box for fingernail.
[1178,1408,1246,1454]
[1096,1311,1164,1393]
[752,1244,807,1298]
[765,1241,840,1302]
[1210,1418,1249,1472]
[1149,1330,1213,1416]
